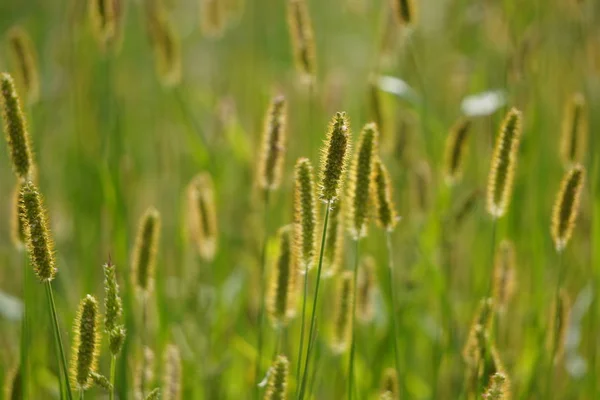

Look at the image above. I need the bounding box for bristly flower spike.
[287,0,316,83]
[372,158,399,232]
[264,355,289,400]
[187,172,219,261]
[267,225,297,327]
[551,164,585,252]
[131,207,161,294]
[319,112,352,203]
[330,271,354,353]
[560,92,587,168]
[70,295,101,390]
[258,95,287,191]
[103,260,126,355]
[6,26,40,104]
[443,117,471,186]
[294,158,318,273]
[486,108,523,219]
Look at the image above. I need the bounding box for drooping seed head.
[19,181,56,282]
[267,225,298,327]
[486,108,522,218]
[323,199,344,277]
[547,289,570,365]
[330,270,354,354]
[264,355,289,400]
[482,372,509,400]
[319,112,351,203]
[391,0,417,25]
[551,164,585,252]
[11,181,26,250]
[146,4,181,87]
[131,207,161,293]
[6,26,40,104]
[294,158,318,272]
[380,368,399,400]
[443,117,471,186]
[1,72,33,180]
[163,344,182,400]
[492,240,516,313]
[258,95,287,191]
[91,372,113,391]
[103,261,126,355]
[372,158,398,232]
[187,172,219,261]
[560,93,587,168]
[287,0,316,83]
[347,122,378,239]
[356,255,376,324]
[200,0,226,38]
[70,295,101,390]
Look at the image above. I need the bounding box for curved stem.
[385,231,402,399]
[348,239,360,400]
[46,281,73,400]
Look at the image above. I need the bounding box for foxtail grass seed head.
[145,388,161,400]
[391,0,417,25]
[1,72,33,180]
[410,159,432,215]
[11,181,26,250]
[373,158,398,231]
[146,5,181,87]
[6,26,40,105]
[103,261,126,355]
[88,0,120,50]
[486,108,522,218]
[492,240,516,313]
[560,93,587,167]
[330,270,354,353]
[19,181,56,282]
[287,0,316,82]
[380,368,399,400]
[187,172,219,261]
[319,112,351,203]
[482,372,509,400]
[70,295,101,390]
[551,164,585,252]
[258,95,287,191]
[357,255,376,324]
[323,199,344,277]
[548,289,570,365]
[131,207,161,293]
[163,344,182,400]
[264,355,289,400]
[268,225,297,327]
[294,158,317,272]
[135,347,156,400]
[347,122,379,239]
[462,298,494,366]
[201,0,226,37]
[443,117,471,186]
[91,372,112,391]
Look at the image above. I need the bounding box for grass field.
[1,0,599,399]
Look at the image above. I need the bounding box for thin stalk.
[109,355,116,400]
[385,231,401,398]
[46,281,73,400]
[298,200,332,400]
[254,190,271,399]
[308,81,315,160]
[20,253,30,399]
[295,269,309,396]
[546,250,564,399]
[79,388,84,400]
[486,218,498,298]
[140,294,148,399]
[347,239,360,400]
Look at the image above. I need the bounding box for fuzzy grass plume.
[267,225,297,327]
[380,368,399,400]
[560,93,587,167]
[391,0,417,25]
[187,172,219,261]
[258,95,287,191]
[6,26,39,104]
[346,122,378,240]
[492,240,516,313]
[200,0,226,38]
[330,270,354,353]
[70,295,101,390]
[486,108,522,219]
[482,372,509,400]
[356,255,376,323]
[264,355,289,400]
[131,207,161,293]
[146,3,181,87]
[319,112,351,203]
[294,158,318,272]
[547,288,570,365]
[443,117,471,186]
[287,0,316,82]
[162,344,182,400]
[88,0,122,51]
[103,261,126,355]
[1,72,33,180]
[551,164,585,252]
[372,158,398,231]
[323,199,344,277]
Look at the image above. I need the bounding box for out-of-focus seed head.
[486,108,522,219]
[551,164,585,252]
[380,368,399,400]
[264,355,289,400]
[103,261,126,355]
[319,112,351,203]
[135,347,156,400]
[347,122,379,240]
[391,0,417,26]
[410,159,432,217]
[462,298,494,366]
[443,117,471,186]
[200,0,226,38]
[145,388,161,400]
[163,344,182,400]
[89,0,124,52]
[70,295,101,390]
[258,95,287,191]
[6,26,40,104]
[287,0,316,83]
[547,289,570,366]
[330,270,354,354]
[560,93,587,168]
[372,158,398,231]
[356,255,376,324]
[492,240,516,313]
[323,199,344,278]
[294,158,318,272]
[145,4,181,87]
[91,372,113,391]
[482,372,509,400]
[187,172,219,261]
[131,207,161,294]
[268,225,298,327]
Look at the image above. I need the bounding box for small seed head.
[163,344,182,400]
[482,372,509,400]
[146,4,181,87]
[287,0,316,82]
[187,172,219,261]
[319,112,351,203]
[91,372,113,391]
[551,164,585,252]
[443,117,471,186]
[258,95,287,191]
[264,355,289,400]
[391,0,417,25]
[200,0,226,38]
[560,93,587,168]
[71,295,101,390]
[6,26,40,104]
[294,158,318,272]
[268,225,298,327]
[131,207,161,293]
[356,255,376,324]
[372,158,398,231]
[330,270,354,353]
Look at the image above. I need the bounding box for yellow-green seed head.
[146,4,181,87]
[287,0,316,82]
[135,347,156,400]
[264,355,289,400]
[560,93,587,168]
[347,122,379,239]
[88,0,121,51]
[356,255,376,324]
[492,240,516,313]
[482,372,509,400]
[294,158,318,272]
[6,26,40,105]
[187,172,219,261]
[380,368,399,400]
[103,261,125,355]
[319,112,351,203]
[19,181,56,282]
[323,199,344,278]
[145,388,161,400]
[71,295,101,390]
[91,372,113,391]
[268,225,298,327]
[372,158,398,231]
[551,164,585,252]
[391,0,417,25]
[131,207,161,293]
[548,289,570,365]
[462,298,494,366]
[443,117,471,186]
[163,344,182,400]
[11,181,26,250]
[258,95,287,191]
[330,270,354,354]
[109,326,126,356]
[201,0,226,38]
[486,108,522,218]
[1,72,33,180]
